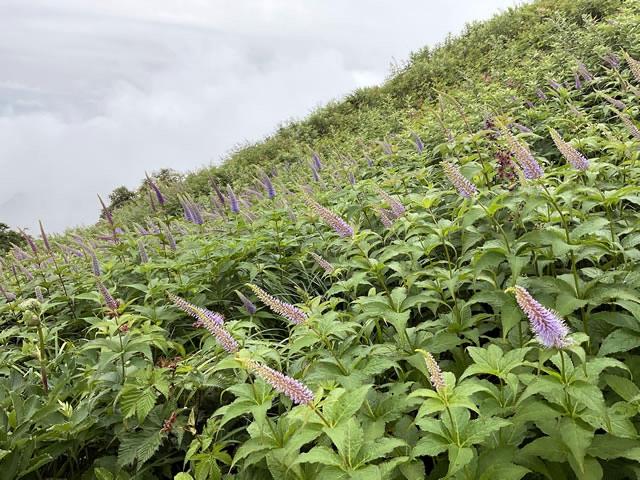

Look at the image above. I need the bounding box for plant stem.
[478,201,512,254]
[117,329,126,385]
[36,324,49,393]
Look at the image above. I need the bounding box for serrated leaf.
[295,446,342,467]
[412,434,449,457]
[447,445,473,477]
[598,329,640,356]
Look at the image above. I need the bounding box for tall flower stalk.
[304,197,354,237]
[247,283,307,324]
[376,187,405,218]
[97,280,119,315]
[624,52,640,83]
[441,161,477,198]
[168,293,238,353]
[416,349,445,392]
[138,240,149,264]
[260,172,276,199]
[235,290,257,315]
[309,252,334,274]
[244,359,314,405]
[377,208,394,228]
[549,129,589,171]
[227,185,240,214]
[311,152,323,171]
[507,286,572,348]
[503,130,544,179]
[89,249,101,277]
[146,173,166,206]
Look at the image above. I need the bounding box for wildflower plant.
[1,3,640,479]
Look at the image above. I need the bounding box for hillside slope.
[2,0,640,479]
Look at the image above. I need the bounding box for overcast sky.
[0,0,522,233]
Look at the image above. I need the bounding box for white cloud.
[0,0,524,232]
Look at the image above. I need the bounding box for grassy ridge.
[1,0,640,478]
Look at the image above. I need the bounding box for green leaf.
[295,446,343,467]
[322,385,371,427]
[587,435,640,462]
[412,434,449,457]
[446,445,473,478]
[604,374,640,402]
[478,463,529,480]
[463,416,511,445]
[120,385,157,423]
[599,329,640,356]
[174,474,195,480]
[325,417,363,468]
[558,418,593,475]
[118,429,163,468]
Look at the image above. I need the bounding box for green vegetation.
[2,0,640,478]
[0,223,25,255]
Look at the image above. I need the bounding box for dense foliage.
[2,0,640,478]
[0,223,25,255]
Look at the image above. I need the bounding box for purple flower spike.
[441,161,478,198]
[181,198,194,223]
[603,53,620,69]
[97,195,113,227]
[536,88,547,100]
[513,123,532,133]
[246,360,314,405]
[168,293,223,326]
[616,112,640,140]
[89,249,101,276]
[148,190,157,212]
[311,152,323,171]
[210,178,226,205]
[624,52,640,83]
[365,156,374,167]
[235,290,257,315]
[20,229,38,255]
[0,284,16,302]
[97,280,119,313]
[577,62,593,82]
[164,225,176,251]
[377,208,394,228]
[310,164,321,182]
[35,286,45,303]
[376,187,405,218]
[574,73,582,90]
[305,197,354,238]
[309,252,334,274]
[13,246,31,261]
[146,173,166,206]
[190,203,203,225]
[38,221,51,253]
[261,173,276,199]
[504,131,544,179]
[181,198,204,224]
[247,283,307,325]
[549,79,561,90]
[549,129,589,171]
[138,240,149,264]
[603,94,626,111]
[348,172,356,186]
[412,132,424,153]
[227,185,240,213]
[510,286,572,348]
[168,293,237,353]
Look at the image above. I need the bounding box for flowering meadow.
[2,1,640,478]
